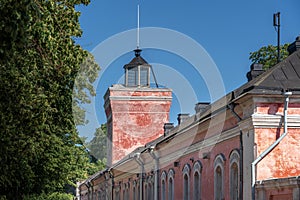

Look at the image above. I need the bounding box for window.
[182,164,191,200]
[140,66,149,86]
[126,183,130,200]
[229,150,240,200]
[133,181,138,200]
[127,67,138,86]
[150,177,154,200]
[161,171,167,200]
[126,65,150,87]
[214,154,225,200]
[114,186,120,200]
[137,184,140,200]
[133,182,136,200]
[123,186,126,200]
[146,176,153,200]
[142,176,154,200]
[168,169,175,200]
[122,183,129,200]
[144,183,148,200]
[148,181,152,200]
[193,161,202,200]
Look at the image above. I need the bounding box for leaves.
[0,0,100,199]
[249,44,289,70]
[85,124,107,161]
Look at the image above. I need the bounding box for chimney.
[195,102,210,114]
[177,113,189,125]
[287,36,300,55]
[164,123,174,136]
[246,63,264,81]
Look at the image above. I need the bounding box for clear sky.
[75,0,300,140]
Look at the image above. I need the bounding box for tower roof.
[123,49,150,69]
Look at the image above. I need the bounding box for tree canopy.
[0,0,99,199]
[80,124,107,176]
[249,44,289,70]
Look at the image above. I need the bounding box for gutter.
[149,145,159,200]
[251,91,292,200]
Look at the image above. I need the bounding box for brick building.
[78,36,300,200]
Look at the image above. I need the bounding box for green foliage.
[249,44,289,70]
[86,124,107,160]
[81,124,107,176]
[0,0,99,199]
[73,53,100,125]
[85,159,107,176]
[0,196,7,200]
[23,192,73,200]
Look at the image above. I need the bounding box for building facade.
[79,37,300,200]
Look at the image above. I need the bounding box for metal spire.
[137,4,140,49]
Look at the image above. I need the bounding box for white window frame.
[214,154,225,200]
[114,185,120,200]
[182,164,191,200]
[193,161,202,200]
[161,171,167,200]
[168,169,175,200]
[229,150,240,200]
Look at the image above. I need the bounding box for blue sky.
[75,0,300,140]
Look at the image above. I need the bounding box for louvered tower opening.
[124,49,151,87]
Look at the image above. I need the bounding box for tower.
[104,49,172,166]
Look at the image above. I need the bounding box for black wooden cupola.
[124,49,151,87]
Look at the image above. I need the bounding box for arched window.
[168,169,175,200]
[161,171,167,200]
[123,183,126,200]
[136,181,140,200]
[193,161,202,200]
[147,176,153,200]
[151,177,154,200]
[114,185,120,200]
[144,182,148,200]
[148,183,152,200]
[182,164,191,200]
[133,182,136,200]
[133,180,139,200]
[214,154,225,200]
[126,183,130,200]
[229,150,240,200]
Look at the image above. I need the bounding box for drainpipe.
[228,103,244,199]
[239,130,244,200]
[86,181,93,200]
[149,145,159,200]
[134,153,144,200]
[251,91,292,200]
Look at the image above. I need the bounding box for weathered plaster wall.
[105,87,172,165]
[254,102,300,180]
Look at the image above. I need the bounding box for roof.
[234,49,300,97]
[123,49,150,69]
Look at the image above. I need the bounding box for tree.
[86,124,107,161]
[73,54,100,126]
[80,124,107,176]
[249,44,289,69]
[0,0,99,199]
